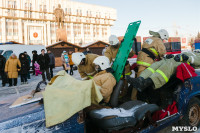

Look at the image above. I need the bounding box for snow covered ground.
[0,67,81,101]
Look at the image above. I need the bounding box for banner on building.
[30,29,42,41]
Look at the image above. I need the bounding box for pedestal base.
[56,28,67,42]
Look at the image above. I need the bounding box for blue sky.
[74,0,200,37]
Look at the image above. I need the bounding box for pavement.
[0,67,199,132]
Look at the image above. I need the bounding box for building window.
[76,9,79,15]
[13,20,18,36]
[44,5,47,12]
[30,3,32,10]
[13,1,17,9]
[30,11,32,18]
[69,8,71,14]
[40,5,42,11]
[65,8,67,14]
[8,1,11,8]
[80,10,82,16]
[25,3,27,9]
[6,20,13,36]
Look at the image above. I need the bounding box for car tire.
[179,97,200,127]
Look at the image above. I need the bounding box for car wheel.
[180,97,200,127]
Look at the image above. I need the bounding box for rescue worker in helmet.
[104,35,134,77]
[72,52,98,80]
[126,54,189,92]
[92,56,116,103]
[131,29,168,100]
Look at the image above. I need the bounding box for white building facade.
[0,0,117,46]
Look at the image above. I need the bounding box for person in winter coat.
[131,29,168,100]
[104,35,134,77]
[83,48,92,55]
[92,56,116,103]
[19,53,30,84]
[68,51,74,75]
[32,50,38,75]
[24,51,31,79]
[0,55,7,87]
[72,53,99,80]
[61,51,70,73]
[4,53,21,87]
[136,29,168,76]
[47,50,55,78]
[126,54,189,92]
[34,62,42,76]
[37,49,51,81]
[102,45,108,56]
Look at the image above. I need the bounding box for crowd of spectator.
[0,46,108,87]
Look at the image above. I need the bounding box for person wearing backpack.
[0,55,6,87]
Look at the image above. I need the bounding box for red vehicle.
[143,37,181,55]
[132,37,181,58]
[164,37,181,54]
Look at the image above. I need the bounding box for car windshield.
[0,50,3,55]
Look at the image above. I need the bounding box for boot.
[137,78,154,92]
[126,76,144,89]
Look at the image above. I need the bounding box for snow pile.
[92,103,147,118]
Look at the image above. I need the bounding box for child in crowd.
[34,62,42,76]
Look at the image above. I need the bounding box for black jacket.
[0,55,6,72]
[48,53,55,66]
[37,53,50,70]
[83,50,92,55]
[19,53,30,74]
[32,53,38,64]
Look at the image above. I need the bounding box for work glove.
[174,54,181,62]
[181,54,189,61]
[174,54,189,62]
[166,54,174,59]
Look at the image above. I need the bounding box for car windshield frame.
[0,50,3,55]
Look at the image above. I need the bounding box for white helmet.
[109,35,119,45]
[93,56,111,70]
[158,29,169,41]
[72,52,86,66]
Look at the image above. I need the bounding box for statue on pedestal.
[54,4,65,29]
[54,4,67,42]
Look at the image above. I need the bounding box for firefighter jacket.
[78,54,99,80]
[137,37,166,67]
[93,70,116,103]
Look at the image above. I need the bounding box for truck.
[0,44,46,61]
